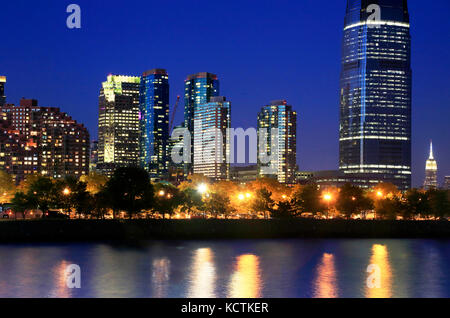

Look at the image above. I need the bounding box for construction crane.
[169,95,181,134]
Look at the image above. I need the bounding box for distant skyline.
[1,0,449,187]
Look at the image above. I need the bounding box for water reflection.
[228,254,262,298]
[152,258,170,298]
[188,248,216,298]
[366,244,392,298]
[48,260,71,298]
[313,253,338,298]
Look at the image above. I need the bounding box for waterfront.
[0,239,449,298]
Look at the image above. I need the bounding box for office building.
[339,0,412,190]
[139,69,170,181]
[97,75,140,176]
[257,100,297,185]
[184,72,219,174]
[193,96,231,181]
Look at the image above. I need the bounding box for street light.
[245,193,252,199]
[238,193,245,201]
[197,183,208,195]
[323,193,332,219]
[63,188,70,196]
[158,190,166,197]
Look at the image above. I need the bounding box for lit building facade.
[89,140,98,172]
[339,0,412,190]
[424,141,438,190]
[193,96,231,181]
[444,176,450,190]
[1,99,89,183]
[230,165,258,184]
[184,72,219,174]
[0,76,6,106]
[257,100,297,185]
[139,69,170,181]
[98,75,140,176]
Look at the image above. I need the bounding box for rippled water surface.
[0,239,449,298]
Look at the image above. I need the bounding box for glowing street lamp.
[63,188,71,196]
[377,191,383,198]
[323,193,333,219]
[158,190,166,197]
[238,193,245,201]
[245,193,252,199]
[197,183,208,195]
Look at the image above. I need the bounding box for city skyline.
[0,0,449,187]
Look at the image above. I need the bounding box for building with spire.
[424,141,438,190]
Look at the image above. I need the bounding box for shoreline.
[0,219,450,243]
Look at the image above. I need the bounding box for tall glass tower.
[0,76,6,106]
[339,0,412,190]
[184,72,219,174]
[140,69,170,181]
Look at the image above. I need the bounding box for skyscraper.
[98,75,140,176]
[424,141,438,190]
[0,76,6,106]
[193,96,231,181]
[257,100,297,185]
[339,0,412,190]
[139,69,170,181]
[184,72,219,174]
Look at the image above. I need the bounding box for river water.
[0,239,449,298]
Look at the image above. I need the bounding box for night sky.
[1,0,449,187]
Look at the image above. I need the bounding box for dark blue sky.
[1,0,449,187]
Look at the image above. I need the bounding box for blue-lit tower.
[140,69,170,181]
[339,0,412,190]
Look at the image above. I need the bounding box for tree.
[92,189,110,219]
[104,167,154,219]
[405,189,429,219]
[292,184,324,216]
[179,187,204,217]
[427,189,450,220]
[336,183,373,219]
[26,176,55,213]
[0,170,15,204]
[80,172,108,195]
[375,197,405,220]
[272,200,296,219]
[251,188,275,219]
[204,192,233,219]
[153,183,183,219]
[11,192,32,219]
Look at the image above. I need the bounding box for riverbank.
[0,219,450,242]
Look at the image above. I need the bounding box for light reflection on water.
[0,239,449,298]
[313,253,337,298]
[366,244,392,298]
[228,254,262,298]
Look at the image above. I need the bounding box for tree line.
[1,167,449,220]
